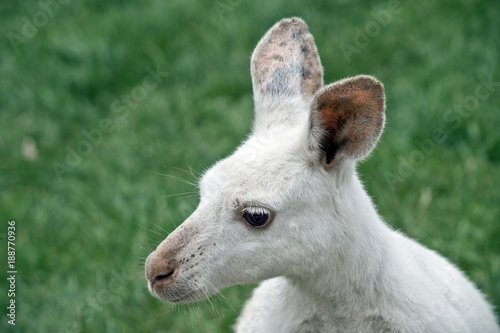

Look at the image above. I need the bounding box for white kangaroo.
[145,18,499,332]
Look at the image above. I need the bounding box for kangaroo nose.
[153,267,175,283]
[145,251,178,288]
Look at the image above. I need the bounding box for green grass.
[1,0,499,331]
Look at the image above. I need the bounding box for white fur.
[145,18,499,333]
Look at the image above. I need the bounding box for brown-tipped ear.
[251,17,323,111]
[309,75,385,166]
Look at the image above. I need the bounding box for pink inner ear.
[318,97,354,164]
[314,76,385,163]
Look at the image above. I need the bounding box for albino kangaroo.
[145,18,499,332]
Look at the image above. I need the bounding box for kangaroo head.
[145,17,385,303]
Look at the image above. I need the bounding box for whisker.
[214,291,237,315]
[168,214,179,228]
[139,226,168,240]
[200,289,218,319]
[134,256,148,265]
[184,154,203,180]
[133,243,154,257]
[174,194,199,202]
[163,165,201,182]
[161,191,198,199]
[205,270,240,315]
[154,172,198,188]
[145,220,171,237]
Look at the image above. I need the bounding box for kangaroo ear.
[251,18,323,125]
[308,75,385,166]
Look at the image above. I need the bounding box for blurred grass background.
[1,0,499,332]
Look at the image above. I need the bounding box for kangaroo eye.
[242,208,271,227]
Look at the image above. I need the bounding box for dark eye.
[242,208,271,227]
